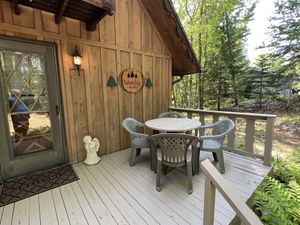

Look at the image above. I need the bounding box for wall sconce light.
[72,46,82,76]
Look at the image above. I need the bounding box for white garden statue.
[83,135,101,165]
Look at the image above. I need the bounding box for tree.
[219,1,255,106]
[268,0,300,104]
[244,54,285,109]
[172,0,254,110]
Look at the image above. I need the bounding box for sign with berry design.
[120,69,144,93]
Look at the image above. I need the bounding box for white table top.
[145,118,201,132]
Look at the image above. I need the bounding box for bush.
[253,153,300,225]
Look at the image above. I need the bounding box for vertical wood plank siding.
[0,0,172,162]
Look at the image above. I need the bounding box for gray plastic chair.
[194,119,235,174]
[148,133,199,194]
[122,118,150,167]
[158,111,185,118]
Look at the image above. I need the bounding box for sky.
[246,0,276,62]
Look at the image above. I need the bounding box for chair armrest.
[135,121,146,128]
[199,123,217,129]
[199,133,225,140]
[131,132,148,139]
[186,148,192,161]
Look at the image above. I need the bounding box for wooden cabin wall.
[0,0,172,162]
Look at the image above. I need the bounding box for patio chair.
[194,119,235,174]
[122,118,150,167]
[158,111,185,118]
[157,111,186,134]
[148,133,199,194]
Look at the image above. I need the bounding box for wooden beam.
[55,0,70,24]
[86,9,108,31]
[12,0,20,15]
[201,160,264,225]
[81,0,115,14]
[264,117,275,166]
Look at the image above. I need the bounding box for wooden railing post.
[187,112,193,134]
[203,175,216,225]
[169,107,276,166]
[199,114,205,136]
[264,117,275,166]
[212,115,219,135]
[245,119,255,153]
[227,116,236,149]
[201,160,264,225]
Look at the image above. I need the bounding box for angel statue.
[83,135,101,165]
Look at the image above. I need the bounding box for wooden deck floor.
[0,149,272,225]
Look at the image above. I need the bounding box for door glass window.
[0,50,53,157]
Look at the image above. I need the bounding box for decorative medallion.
[121,69,144,93]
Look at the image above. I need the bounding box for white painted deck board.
[51,188,70,225]
[0,204,14,225]
[0,149,271,225]
[29,195,40,225]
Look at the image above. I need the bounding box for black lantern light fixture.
[72,46,82,76]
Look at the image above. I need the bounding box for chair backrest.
[214,119,235,136]
[122,118,144,140]
[148,133,199,164]
[158,111,185,118]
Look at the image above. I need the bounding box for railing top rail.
[169,107,277,119]
[201,160,263,225]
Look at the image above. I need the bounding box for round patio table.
[145,118,201,132]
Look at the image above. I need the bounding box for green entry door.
[0,37,65,180]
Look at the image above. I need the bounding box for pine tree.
[219,1,254,107]
[268,0,300,104]
[244,54,285,109]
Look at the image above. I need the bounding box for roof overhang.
[7,0,115,31]
[141,0,201,76]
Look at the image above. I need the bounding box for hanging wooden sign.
[120,69,144,93]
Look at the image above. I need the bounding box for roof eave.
[163,0,201,75]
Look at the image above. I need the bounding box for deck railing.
[201,159,263,225]
[169,107,276,166]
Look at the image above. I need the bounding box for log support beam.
[86,9,107,31]
[55,0,70,24]
[12,0,20,15]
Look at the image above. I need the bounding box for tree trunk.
[188,36,193,108]
[172,77,177,107]
[232,74,239,106]
[198,33,204,109]
[217,70,222,111]
[189,75,192,108]
[287,62,296,107]
[259,70,263,110]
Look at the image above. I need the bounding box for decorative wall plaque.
[107,75,117,88]
[121,69,144,93]
[145,78,153,88]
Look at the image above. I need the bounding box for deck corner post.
[203,175,216,225]
[264,117,275,166]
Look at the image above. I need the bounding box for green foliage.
[272,157,294,184]
[267,0,300,105]
[253,152,300,225]
[172,0,254,110]
[254,177,300,225]
[288,152,300,184]
[172,0,300,111]
[269,0,300,66]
